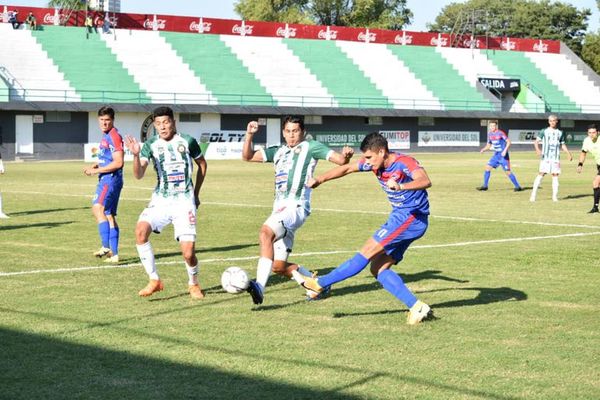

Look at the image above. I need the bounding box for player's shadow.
[148,284,224,302]
[318,269,469,298]
[425,286,527,308]
[0,221,73,231]
[0,326,367,400]
[332,286,526,318]
[153,243,257,260]
[7,207,88,217]
[563,193,592,200]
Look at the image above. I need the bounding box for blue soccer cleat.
[247,279,264,305]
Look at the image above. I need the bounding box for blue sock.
[109,226,119,256]
[318,253,369,288]
[483,170,491,187]
[508,173,521,188]
[98,221,110,248]
[377,269,417,308]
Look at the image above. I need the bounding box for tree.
[234,0,312,24]
[235,0,413,30]
[429,0,590,55]
[581,33,600,74]
[580,0,600,74]
[47,0,88,11]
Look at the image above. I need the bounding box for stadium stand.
[0,23,79,102]
[1,8,599,113]
[31,25,148,103]
[101,29,212,104]
[161,32,274,105]
[526,52,600,114]
[486,50,579,113]
[336,40,442,110]
[283,38,389,108]
[221,35,336,107]
[390,46,496,111]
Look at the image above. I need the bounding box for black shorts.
[596,164,600,176]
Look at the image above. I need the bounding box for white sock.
[256,257,272,292]
[296,265,312,277]
[531,175,543,199]
[186,263,199,285]
[136,242,159,280]
[552,176,559,200]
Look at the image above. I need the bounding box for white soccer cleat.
[104,255,119,263]
[93,247,112,258]
[407,300,434,325]
[529,196,536,202]
[0,212,9,219]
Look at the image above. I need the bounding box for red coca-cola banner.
[0,4,561,53]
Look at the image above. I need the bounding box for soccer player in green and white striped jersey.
[576,124,600,213]
[124,106,207,300]
[242,116,354,305]
[530,115,573,202]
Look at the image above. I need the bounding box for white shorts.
[138,195,197,241]
[264,203,308,261]
[539,159,561,175]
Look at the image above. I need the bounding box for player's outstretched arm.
[329,145,355,165]
[307,162,359,188]
[480,143,491,153]
[124,135,148,179]
[242,121,264,162]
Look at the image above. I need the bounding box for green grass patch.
[0,152,599,399]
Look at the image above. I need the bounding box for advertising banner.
[418,131,479,147]
[380,130,410,150]
[508,129,538,144]
[4,5,561,54]
[198,131,245,160]
[564,132,587,145]
[312,132,367,147]
[84,143,134,163]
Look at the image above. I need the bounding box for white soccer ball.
[221,266,250,294]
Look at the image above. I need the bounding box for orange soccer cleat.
[138,279,164,297]
[188,284,205,299]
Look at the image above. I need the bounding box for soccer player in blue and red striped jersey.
[292,132,434,325]
[477,121,522,191]
[84,106,124,263]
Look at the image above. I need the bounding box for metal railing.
[0,86,597,113]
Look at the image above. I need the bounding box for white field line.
[1,231,599,277]
[4,190,600,230]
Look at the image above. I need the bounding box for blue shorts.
[92,176,123,216]
[372,211,428,263]
[487,153,511,171]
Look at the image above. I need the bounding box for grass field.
[0,151,599,399]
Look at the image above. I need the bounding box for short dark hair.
[360,132,389,152]
[588,123,598,131]
[97,106,115,119]
[282,115,304,131]
[153,106,174,120]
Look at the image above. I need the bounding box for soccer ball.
[221,266,250,294]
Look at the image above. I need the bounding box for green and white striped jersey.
[140,133,202,199]
[260,139,333,212]
[536,128,566,162]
